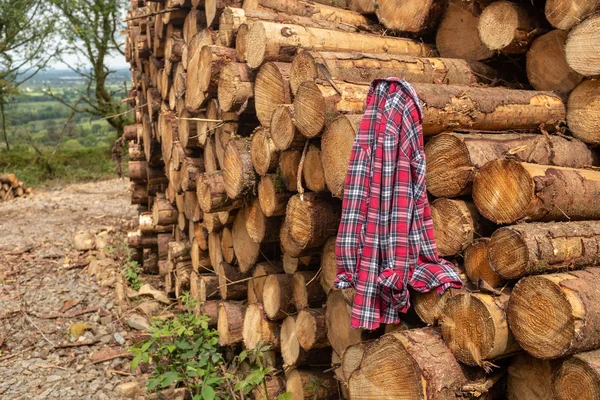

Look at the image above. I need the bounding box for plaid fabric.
[334,79,462,330]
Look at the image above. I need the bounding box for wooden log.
[131,182,149,205]
[128,142,146,161]
[127,230,158,249]
[250,127,279,176]
[296,308,329,351]
[478,1,543,54]
[430,198,491,258]
[321,115,360,199]
[507,353,563,400]
[472,160,600,224]
[464,238,504,289]
[129,160,148,182]
[319,237,337,294]
[204,137,219,173]
[185,32,216,112]
[488,221,600,280]
[554,349,600,400]
[217,62,254,112]
[123,124,141,142]
[270,104,305,151]
[214,262,248,300]
[285,369,338,400]
[242,303,280,350]
[197,300,220,327]
[263,274,295,320]
[280,316,331,367]
[183,190,202,222]
[289,51,496,96]
[175,261,194,298]
[223,138,256,199]
[208,231,224,272]
[277,149,302,192]
[183,8,206,44]
[232,207,262,273]
[292,271,326,310]
[565,13,600,76]
[220,226,235,264]
[567,79,600,145]
[341,342,368,384]
[440,291,519,367]
[254,62,292,127]
[217,301,246,346]
[293,81,566,139]
[507,268,600,359]
[326,290,363,356]
[252,261,284,303]
[545,0,600,30]
[348,328,470,399]
[244,0,373,27]
[526,30,583,94]
[436,0,493,61]
[244,21,433,69]
[197,45,238,97]
[245,199,282,244]
[375,0,446,33]
[235,23,250,62]
[348,0,375,13]
[302,143,326,193]
[285,193,341,250]
[258,174,293,217]
[180,158,204,192]
[191,240,211,273]
[283,253,318,275]
[251,375,286,400]
[247,279,257,305]
[178,110,200,149]
[197,171,243,213]
[205,0,243,27]
[425,132,597,198]
[152,197,178,225]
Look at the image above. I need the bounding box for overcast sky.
[51,52,130,70]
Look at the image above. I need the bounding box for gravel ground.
[0,179,139,400]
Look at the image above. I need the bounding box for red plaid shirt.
[334,79,462,330]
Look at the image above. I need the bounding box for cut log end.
[430,198,480,257]
[478,1,537,54]
[567,80,600,145]
[255,62,292,127]
[508,274,575,359]
[554,351,600,400]
[487,228,528,280]
[251,127,279,176]
[565,13,600,77]
[245,22,267,69]
[464,239,504,289]
[293,81,326,139]
[271,104,302,151]
[321,115,360,199]
[472,159,534,224]
[425,132,472,198]
[290,51,318,95]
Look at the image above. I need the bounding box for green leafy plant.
[130,295,288,400]
[122,260,143,291]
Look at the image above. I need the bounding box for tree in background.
[49,0,130,137]
[0,0,59,149]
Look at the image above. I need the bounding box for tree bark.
[436,0,493,61]
[430,198,492,257]
[129,161,148,182]
[284,193,341,250]
[565,13,600,76]
[488,221,600,280]
[197,171,243,213]
[507,268,600,359]
[217,301,246,345]
[285,368,339,400]
[472,159,600,224]
[554,349,600,400]
[294,81,566,139]
[567,79,600,145]
[348,328,470,399]
[244,21,433,68]
[263,274,295,320]
[424,132,597,198]
[242,303,280,350]
[198,300,220,327]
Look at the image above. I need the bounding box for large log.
[254,62,292,127]
[440,291,519,367]
[425,132,597,198]
[565,13,600,76]
[223,138,256,199]
[242,303,280,350]
[321,115,360,199]
[244,21,433,68]
[289,50,497,95]
[348,328,470,399]
[472,160,600,224]
[197,45,238,97]
[545,0,600,30]
[526,30,583,94]
[270,104,305,152]
[430,199,491,258]
[258,174,293,217]
[567,79,600,145]
[374,0,446,33]
[507,268,600,359]
[285,193,341,250]
[436,0,493,61]
[152,197,178,225]
[217,62,254,112]
[326,290,363,356]
[464,238,504,289]
[478,1,543,54]
[554,349,600,400]
[263,274,295,320]
[280,316,331,367]
[293,81,566,139]
[488,221,600,280]
[217,301,246,346]
[507,353,562,400]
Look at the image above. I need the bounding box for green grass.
[0,146,125,187]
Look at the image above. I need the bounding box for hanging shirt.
[334,78,462,330]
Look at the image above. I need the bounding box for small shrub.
[122,260,143,291]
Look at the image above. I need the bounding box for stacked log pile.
[123,0,600,398]
[0,173,31,202]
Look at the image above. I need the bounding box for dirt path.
[0,179,138,400]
